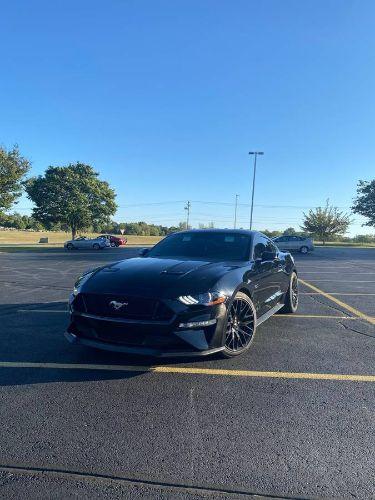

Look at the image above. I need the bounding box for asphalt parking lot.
[0,246,374,499]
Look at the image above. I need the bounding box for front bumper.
[66,294,227,357]
[65,330,224,357]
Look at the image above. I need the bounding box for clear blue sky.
[1,0,374,234]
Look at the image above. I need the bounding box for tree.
[0,144,31,212]
[283,227,296,235]
[25,163,117,239]
[262,229,282,238]
[300,201,351,244]
[352,180,375,228]
[198,222,215,229]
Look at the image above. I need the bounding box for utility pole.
[234,194,239,228]
[184,201,191,230]
[248,151,264,230]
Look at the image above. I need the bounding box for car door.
[288,236,300,251]
[89,238,99,249]
[263,239,286,309]
[74,237,85,249]
[82,238,91,249]
[274,236,287,251]
[250,234,281,317]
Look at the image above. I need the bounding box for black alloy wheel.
[280,271,299,313]
[221,292,257,358]
[66,243,74,250]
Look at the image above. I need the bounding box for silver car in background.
[64,236,110,251]
[273,235,314,254]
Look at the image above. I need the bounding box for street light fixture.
[248,151,264,230]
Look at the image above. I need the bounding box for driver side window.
[253,234,278,260]
[252,234,269,259]
[266,240,278,253]
[253,242,266,259]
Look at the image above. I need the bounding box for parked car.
[272,235,314,254]
[99,234,127,247]
[66,229,298,358]
[64,236,110,250]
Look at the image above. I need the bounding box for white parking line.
[300,292,375,296]
[301,272,375,275]
[17,309,68,313]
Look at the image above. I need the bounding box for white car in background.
[273,235,314,254]
[64,236,110,251]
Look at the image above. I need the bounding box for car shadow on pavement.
[0,301,212,387]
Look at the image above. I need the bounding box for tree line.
[1,143,375,241]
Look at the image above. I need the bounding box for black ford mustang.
[66,230,298,358]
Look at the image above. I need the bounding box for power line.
[13,200,354,211]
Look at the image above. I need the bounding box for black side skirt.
[256,302,284,326]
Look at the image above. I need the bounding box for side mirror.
[262,250,276,261]
[139,248,149,257]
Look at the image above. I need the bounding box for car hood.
[80,257,240,298]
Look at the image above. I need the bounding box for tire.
[110,241,116,248]
[66,243,74,250]
[300,246,309,254]
[93,243,100,250]
[220,292,257,358]
[280,272,299,314]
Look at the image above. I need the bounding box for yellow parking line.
[302,280,375,283]
[0,361,375,382]
[299,279,375,325]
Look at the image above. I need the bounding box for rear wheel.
[221,292,257,358]
[300,246,309,254]
[66,243,74,250]
[280,272,299,313]
[110,241,116,247]
[93,243,100,250]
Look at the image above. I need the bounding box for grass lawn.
[0,230,162,251]
[314,241,375,248]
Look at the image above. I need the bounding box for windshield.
[147,232,251,261]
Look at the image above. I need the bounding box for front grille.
[71,316,189,349]
[73,293,174,322]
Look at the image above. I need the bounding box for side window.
[253,234,267,259]
[266,239,278,254]
[253,234,276,259]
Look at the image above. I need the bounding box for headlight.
[178,291,226,306]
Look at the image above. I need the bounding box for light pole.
[184,201,191,229]
[234,194,239,228]
[248,151,264,230]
